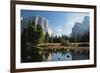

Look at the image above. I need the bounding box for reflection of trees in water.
[42,48,89,61]
[21,47,89,63]
[72,49,89,56]
[71,48,89,60]
[38,49,50,61]
[21,47,42,62]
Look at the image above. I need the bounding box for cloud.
[48,27,52,37]
[57,29,62,32]
[21,17,23,21]
[53,27,64,37]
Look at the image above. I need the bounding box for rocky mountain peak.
[71,16,90,38]
[21,16,52,37]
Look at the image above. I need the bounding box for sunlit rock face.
[71,16,90,38]
[21,16,52,37]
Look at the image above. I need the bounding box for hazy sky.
[21,10,90,37]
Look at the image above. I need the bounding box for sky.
[21,10,90,37]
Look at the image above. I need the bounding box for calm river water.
[21,47,89,62]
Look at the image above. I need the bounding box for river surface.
[42,51,72,61]
[21,47,89,63]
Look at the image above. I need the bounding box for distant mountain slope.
[21,16,52,37]
[71,16,90,39]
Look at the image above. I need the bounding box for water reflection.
[21,47,89,63]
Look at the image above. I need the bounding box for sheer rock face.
[21,16,52,37]
[71,16,90,38]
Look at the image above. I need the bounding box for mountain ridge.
[71,16,90,39]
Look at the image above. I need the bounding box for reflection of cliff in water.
[21,47,89,63]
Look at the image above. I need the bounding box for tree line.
[21,20,89,47]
